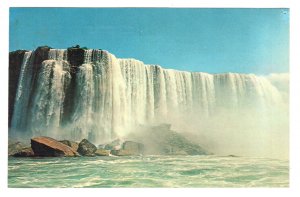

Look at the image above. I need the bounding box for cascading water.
[9,48,288,157]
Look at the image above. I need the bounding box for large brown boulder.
[31,136,79,157]
[13,147,34,157]
[77,139,97,156]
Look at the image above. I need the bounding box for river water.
[8,155,288,188]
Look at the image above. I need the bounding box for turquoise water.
[8,155,288,188]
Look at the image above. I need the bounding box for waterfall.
[10,49,287,149]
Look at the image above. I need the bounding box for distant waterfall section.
[9,47,288,157]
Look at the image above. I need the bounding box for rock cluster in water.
[128,124,209,155]
[8,124,209,157]
[9,136,146,157]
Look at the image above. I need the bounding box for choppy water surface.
[8,155,288,188]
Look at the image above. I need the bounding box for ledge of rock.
[122,141,144,155]
[8,141,27,156]
[109,141,144,156]
[128,124,210,155]
[77,139,97,156]
[67,47,85,67]
[95,149,110,156]
[111,149,135,156]
[104,139,123,150]
[13,147,34,157]
[31,136,79,157]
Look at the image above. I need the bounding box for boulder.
[13,147,34,157]
[95,149,110,156]
[8,141,27,156]
[111,149,134,156]
[59,140,79,152]
[77,139,97,156]
[31,136,79,157]
[110,141,144,156]
[127,124,209,155]
[104,139,123,150]
[98,144,106,149]
[122,141,144,155]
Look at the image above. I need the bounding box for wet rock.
[128,124,209,155]
[59,140,79,152]
[13,147,34,157]
[98,144,106,149]
[67,47,85,67]
[77,139,97,156]
[104,139,123,150]
[111,149,135,156]
[122,141,144,155]
[33,46,51,67]
[95,149,110,156]
[110,141,144,156]
[31,136,79,157]
[8,141,27,156]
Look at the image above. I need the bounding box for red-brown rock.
[31,136,79,157]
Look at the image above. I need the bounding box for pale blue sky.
[9,8,289,74]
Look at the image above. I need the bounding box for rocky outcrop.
[107,140,144,156]
[31,136,79,157]
[77,139,97,156]
[13,147,34,157]
[104,139,123,150]
[9,50,28,127]
[128,124,209,155]
[59,140,79,152]
[95,149,110,156]
[33,46,51,67]
[67,46,85,68]
[111,149,133,156]
[8,141,27,156]
[122,141,144,155]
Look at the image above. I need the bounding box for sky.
[9,8,289,74]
